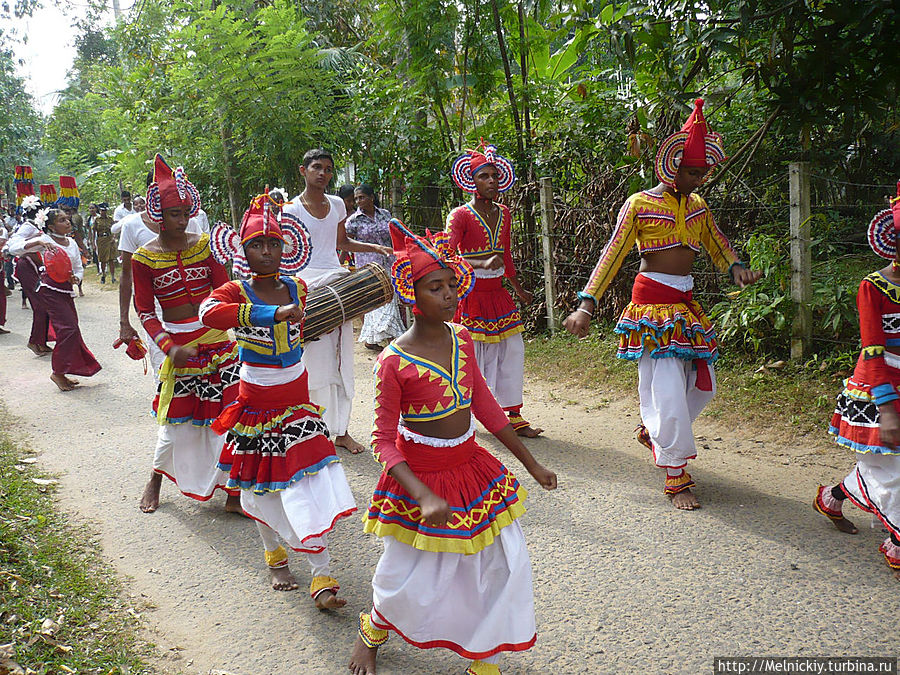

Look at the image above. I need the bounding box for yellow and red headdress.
[389,218,474,305]
[145,153,200,224]
[867,181,900,260]
[451,141,516,194]
[39,184,57,206]
[58,176,80,209]
[14,165,34,208]
[210,192,312,278]
[655,98,726,188]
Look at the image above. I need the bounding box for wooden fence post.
[391,178,402,221]
[538,176,558,334]
[789,161,812,361]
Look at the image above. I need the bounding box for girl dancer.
[815,184,900,575]
[132,154,240,513]
[200,194,357,606]
[349,220,557,675]
[8,208,101,390]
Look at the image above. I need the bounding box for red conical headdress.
[389,219,474,304]
[654,98,726,188]
[145,154,201,224]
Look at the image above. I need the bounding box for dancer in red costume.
[132,154,240,514]
[349,219,556,675]
[446,142,542,437]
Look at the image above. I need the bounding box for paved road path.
[2,282,897,674]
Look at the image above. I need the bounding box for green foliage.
[710,230,869,357]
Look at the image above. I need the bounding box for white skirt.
[843,452,900,538]
[473,333,525,409]
[153,423,230,500]
[240,462,357,553]
[358,297,405,344]
[370,520,536,659]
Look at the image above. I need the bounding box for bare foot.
[269,565,299,591]
[813,487,858,534]
[28,343,50,357]
[140,472,162,513]
[348,635,378,675]
[314,589,347,610]
[50,373,75,391]
[364,342,382,351]
[39,344,53,354]
[224,493,246,515]
[669,488,701,510]
[335,433,365,455]
[515,424,543,438]
[63,376,80,387]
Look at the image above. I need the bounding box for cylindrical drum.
[302,262,393,342]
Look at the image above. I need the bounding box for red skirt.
[152,328,240,426]
[212,370,339,494]
[363,433,528,555]
[41,289,101,377]
[454,277,523,343]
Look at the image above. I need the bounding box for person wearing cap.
[564,98,762,510]
[199,192,357,604]
[282,149,391,455]
[446,142,542,438]
[814,183,900,576]
[131,154,241,514]
[349,219,555,675]
[92,202,117,283]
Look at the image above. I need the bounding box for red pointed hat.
[145,153,201,224]
[654,98,726,187]
[240,192,284,244]
[389,218,474,304]
[892,180,900,229]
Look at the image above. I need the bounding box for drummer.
[283,149,391,454]
[199,193,357,603]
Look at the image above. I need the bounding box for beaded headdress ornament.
[451,141,516,195]
[389,218,474,305]
[655,98,727,189]
[867,181,900,260]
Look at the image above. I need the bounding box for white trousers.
[473,333,525,410]
[638,354,716,469]
[255,522,331,577]
[371,521,535,660]
[302,322,354,437]
[842,452,900,538]
[153,424,229,499]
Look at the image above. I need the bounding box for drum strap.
[323,284,348,325]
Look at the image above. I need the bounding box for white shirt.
[283,194,346,272]
[113,203,136,223]
[117,212,202,254]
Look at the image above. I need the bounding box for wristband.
[576,307,593,318]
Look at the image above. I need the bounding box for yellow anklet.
[309,575,339,599]
[264,545,288,569]
[358,612,389,648]
[664,470,695,495]
[465,660,501,675]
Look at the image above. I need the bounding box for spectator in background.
[345,184,404,349]
[133,195,146,212]
[113,190,136,224]
[60,205,87,297]
[4,206,18,290]
[337,184,356,268]
[93,203,117,283]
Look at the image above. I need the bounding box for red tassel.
[694,359,712,392]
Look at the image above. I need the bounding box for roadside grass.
[524,325,849,440]
[0,412,150,675]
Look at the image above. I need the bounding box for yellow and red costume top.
[445,203,524,343]
[363,221,525,555]
[364,322,526,554]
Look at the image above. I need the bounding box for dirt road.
[2,282,897,674]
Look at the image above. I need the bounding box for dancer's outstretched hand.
[733,265,763,288]
[275,303,304,323]
[528,463,557,490]
[563,310,591,338]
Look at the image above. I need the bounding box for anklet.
[264,545,288,568]
[358,612,389,647]
[310,575,339,599]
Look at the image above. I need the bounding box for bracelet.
[576,307,593,318]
